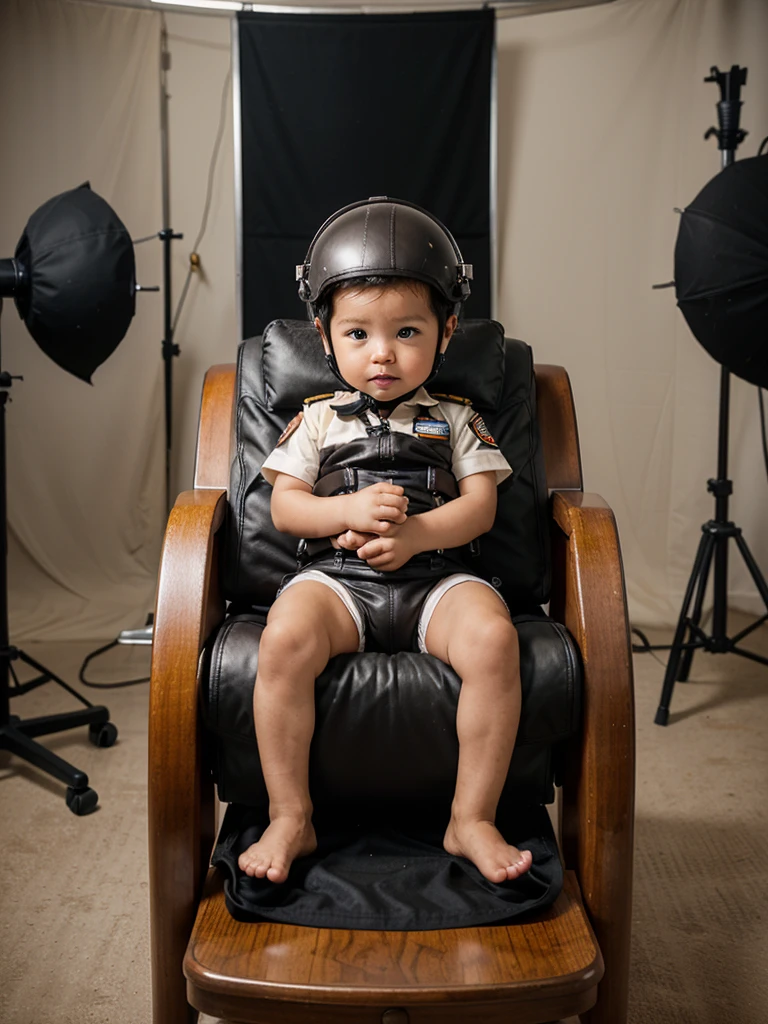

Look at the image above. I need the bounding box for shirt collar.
[333,386,439,412]
[399,386,439,409]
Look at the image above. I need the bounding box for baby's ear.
[440,314,458,354]
[314,316,331,356]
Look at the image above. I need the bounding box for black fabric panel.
[238,10,493,337]
[212,803,562,929]
[223,320,551,608]
[202,613,581,810]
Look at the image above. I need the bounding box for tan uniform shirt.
[261,387,512,488]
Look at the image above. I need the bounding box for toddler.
[238,198,532,886]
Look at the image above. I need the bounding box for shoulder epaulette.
[430,392,472,406]
[303,392,335,405]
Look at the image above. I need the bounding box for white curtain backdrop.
[1,0,768,639]
[0,0,165,640]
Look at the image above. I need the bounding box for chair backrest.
[223,318,551,611]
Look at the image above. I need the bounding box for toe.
[266,862,288,884]
[238,851,256,873]
[506,850,533,879]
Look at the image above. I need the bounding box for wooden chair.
[148,354,634,1024]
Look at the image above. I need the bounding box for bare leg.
[424,582,532,884]
[238,581,360,883]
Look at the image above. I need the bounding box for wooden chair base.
[184,870,603,1024]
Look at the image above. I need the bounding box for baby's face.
[317,281,455,402]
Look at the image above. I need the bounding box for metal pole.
[160,20,181,515]
[0,301,10,729]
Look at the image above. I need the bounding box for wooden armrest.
[535,365,583,492]
[194,363,236,490]
[148,488,227,1024]
[550,489,635,1024]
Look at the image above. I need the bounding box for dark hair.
[313,275,454,346]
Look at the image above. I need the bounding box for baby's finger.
[377,506,406,523]
[379,492,409,508]
[365,553,391,569]
[357,538,382,560]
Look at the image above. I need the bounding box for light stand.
[655,65,768,725]
[0,297,117,815]
[115,22,180,651]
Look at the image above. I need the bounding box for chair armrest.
[148,488,227,1024]
[535,364,583,491]
[194,364,236,490]
[550,490,635,1024]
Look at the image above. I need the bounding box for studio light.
[0,183,136,814]
[0,183,136,381]
[653,66,768,725]
[674,154,768,390]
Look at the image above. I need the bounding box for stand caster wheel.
[89,722,118,747]
[66,786,98,815]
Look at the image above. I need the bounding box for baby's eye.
[397,327,420,339]
[348,329,367,341]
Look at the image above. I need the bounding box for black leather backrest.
[223,318,551,609]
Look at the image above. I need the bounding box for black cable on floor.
[78,640,150,688]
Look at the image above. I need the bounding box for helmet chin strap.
[325,334,445,416]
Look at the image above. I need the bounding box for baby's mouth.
[370,373,398,384]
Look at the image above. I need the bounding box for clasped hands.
[330,482,414,571]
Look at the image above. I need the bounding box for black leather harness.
[299,405,476,580]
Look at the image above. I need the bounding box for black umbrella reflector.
[9,183,135,383]
[675,155,768,388]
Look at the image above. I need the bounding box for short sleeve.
[261,405,320,487]
[446,405,512,485]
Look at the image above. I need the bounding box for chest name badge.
[413,416,451,440]
[469,413,498,448]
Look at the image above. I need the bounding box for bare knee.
[450,616,519,681]
[259,615,331,679]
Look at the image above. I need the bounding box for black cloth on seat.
[212,803,562,929]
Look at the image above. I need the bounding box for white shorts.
[277,570,509,655]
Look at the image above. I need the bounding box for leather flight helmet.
[296,196,473,315]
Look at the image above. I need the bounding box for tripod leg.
[733,531,768,610]
[677,534,716,682]
[655,531,714,726]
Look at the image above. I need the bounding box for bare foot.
[444,817,533,884]
[238,815,317,884]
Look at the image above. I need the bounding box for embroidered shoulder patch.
[303,392,334,405]
[430,392,472,406]
[276,411,303,447]
[468,413,498,448]
[413,416,451,440]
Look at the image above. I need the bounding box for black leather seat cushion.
[203,612,581,812]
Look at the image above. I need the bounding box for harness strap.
[312,466,459,500]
